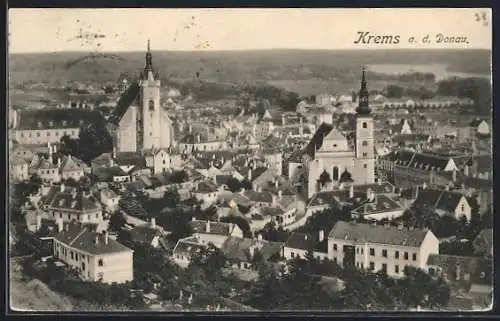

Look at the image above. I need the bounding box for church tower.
[354,66,376,184]
[139,40,162,150]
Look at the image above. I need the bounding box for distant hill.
[10,49,490,88]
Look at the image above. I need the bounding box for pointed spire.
[356,65,371,115]
[144,39,153,73]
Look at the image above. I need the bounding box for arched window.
[332,166,340,181]
[149,100,155,111]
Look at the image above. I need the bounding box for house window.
[412,253,417,261]
[369,248,375,256]
[333,244,337,252]
[333,257,337,264]
[47,132,50,137]
[362,152,368,157]
[404,252,409,260]
[361,248,364,255]
[363,122,367,129]
[82,262,86,271]
[37,132,40,137]
[98,259,104,266]
[382,263,387,273]
[356,248,359,254]
[395,251,400,259]
[395,265,400,274]
[149,100,155,111]
[364,164,367,168]
[382,249,387,258]
[369,262,375,270]
[75,253,79,261]
[98,272,104,280]
[70,251,74,260]
[291,252,295,258]
[461,205,465,212]
[362,141,368,146]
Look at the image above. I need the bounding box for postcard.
[8,8,493,313]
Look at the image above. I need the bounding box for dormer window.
[149,100,155,111]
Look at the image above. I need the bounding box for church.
[107,41,174,153]
[306,67,376,198]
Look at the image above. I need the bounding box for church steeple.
[145,39,153,72]
[356,66,371,115]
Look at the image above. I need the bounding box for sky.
[9,8,492,53]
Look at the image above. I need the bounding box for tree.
[226,177,244,193]
[169,170,189,184]
[385,85,405,98]
[108,211,127,232]
[220,216,252,238]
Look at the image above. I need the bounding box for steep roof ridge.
[68,227,89,246]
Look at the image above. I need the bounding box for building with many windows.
[53,222,133,284]
[327,221,439,278]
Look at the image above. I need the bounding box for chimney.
[112,147,117,159]
[248,168,252,181]
[275,180,279,188]
[60,183,65,192]
[415,185,420,199]
[94,235,99,245]
[452,170,457,183]
[239,187,246,195]
[151,217,156,228]
[191,216,196,221]
[257,233,263,241]
[206,220,211,233]
[56,218,64,232]
[272,194,277,206]
[278,190,283,199]
[349,185,354,198]
[304,234,308,241]
[422,182,427,190]
[103,230,109,245]
[464,165,470,177]
[319,230,324,242]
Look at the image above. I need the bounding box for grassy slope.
[10,258,131,312]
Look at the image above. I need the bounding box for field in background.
[9,49,490,87]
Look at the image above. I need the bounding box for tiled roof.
[408,153,452,171]
[221,236,283,262]
[54,224,132,255]
[34,157,58,170]
[259,206,285,217]
[284,232,328,253]
[189,219,234,236]
[108,82,140,125]
[196,181,218,194]
[60,155,88,172]
[17,109,104,130]
[130,224,162,245]
[308,190,365,207]
[243,190,274,203]
[172,236,208,256]
[351,195,403,216]
[413,188,465,213]
[114,152,147,168]
[393,134,431,144]
[473,229,493,254]
[304,123,335,158]
[328,221,429,248]
[472,155,492,173]
[43,186,102,213]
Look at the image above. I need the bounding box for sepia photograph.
[8,8,493,313]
